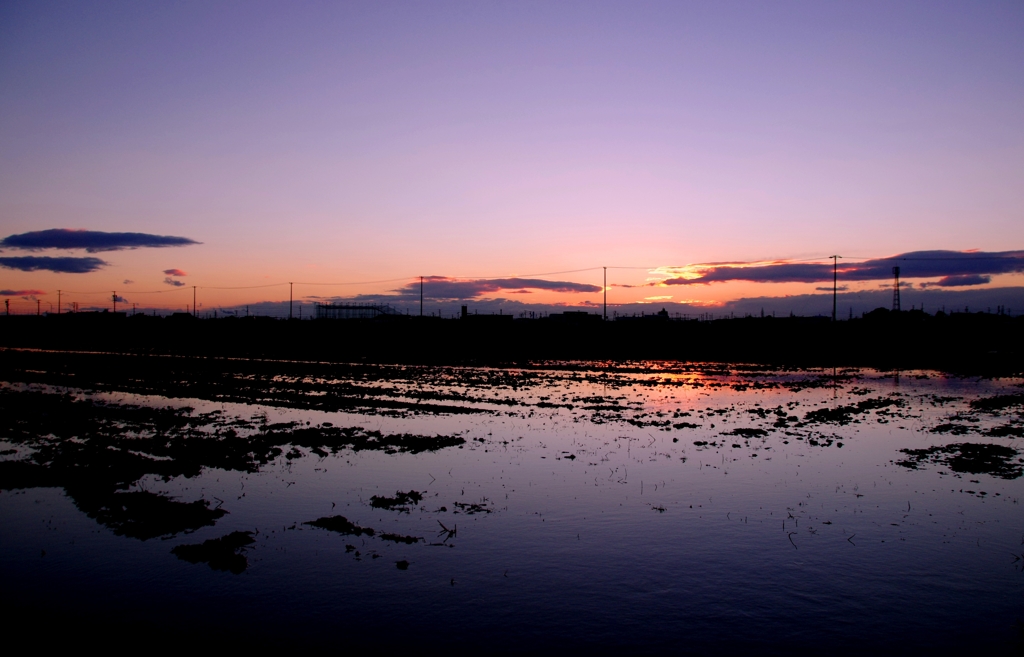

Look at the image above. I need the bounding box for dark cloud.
[924,274,991,288]
[163,268,187,276]
[123,279,135,285]
[0,256,107,273]
[1,229,200,253]
[392,277,601,300]
[164,277,187,287]
[844,251,1024,280]
[0,289,45,296]
[662,250,1024,286]
[664,262,834,285]
[113,295,127,303]
[815,285,849,292]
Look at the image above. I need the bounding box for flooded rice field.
[1,354,1023,653]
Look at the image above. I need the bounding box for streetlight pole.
[289,282,293,320]
[603,267,607,321]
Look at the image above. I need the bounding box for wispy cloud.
[392,276,601,300]
[163,268,187,276]
[0,256,108,273]
[656,250,1024,286]
[163,277,186,287]
[0,289,46,296]
[1,229,200,253]
[123,279,135,285]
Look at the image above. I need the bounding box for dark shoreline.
[0,308,1020,374]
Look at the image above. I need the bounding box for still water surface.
[2,361,1022,652]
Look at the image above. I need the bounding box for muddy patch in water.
[369,490,424,513]
[0,387,463,539]
[897,442,1024,479]
[304,515,375,537]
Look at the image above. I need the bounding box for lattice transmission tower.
[892,266,901,312]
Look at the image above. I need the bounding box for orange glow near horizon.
[3,257,1023,315]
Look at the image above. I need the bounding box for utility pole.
[830,255,841,322]
[420,276,423,317]
[112,291,117,313]
[37,300,40,316]
[603,267,607,321]
[57,290,61,314]
[192,286,197,316]
[289,282,293,320]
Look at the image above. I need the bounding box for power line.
[199,282,290,290]
[288,277,410,287]
[429,267,604,280]
[53,288,192,295]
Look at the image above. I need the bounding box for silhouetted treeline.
[0,307,1020,373]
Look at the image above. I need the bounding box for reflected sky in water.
[2,361,1022,652]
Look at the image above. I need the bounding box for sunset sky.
[1,1,1022,315]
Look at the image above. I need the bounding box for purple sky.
[1,1,1022,312]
